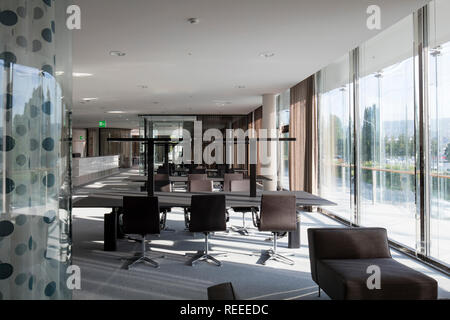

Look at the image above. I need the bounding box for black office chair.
[253,194,297,265]
[229,180,258,236]
[187,194,227,267]
[184,180,214,228]
[208,282,238,300]
[122,196,164,269]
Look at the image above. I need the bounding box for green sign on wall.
[99,120,106,128]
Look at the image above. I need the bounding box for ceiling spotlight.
[259,52,275,58]
[110,50,126,57]
[81,97,98,102]
[73,72,93,78]
[187,18,200,24]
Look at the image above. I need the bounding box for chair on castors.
[223,173,243,192]
[122,196,164,269]
[188,179,213,192]
[208,282,238,300]
[188,173,207,181]
[184,180,214,228]
[253,194,297,265]
[229,180,257,236]
[187,194,227,266]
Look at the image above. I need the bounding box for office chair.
[253,194,297,265]
[229,180,257,236]
[188,173,207,181]
[188,179,213,192]
[223,173,243,192]
[187,194,227,266]
[121,196,164,269]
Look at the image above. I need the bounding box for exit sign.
[99,121,106,128]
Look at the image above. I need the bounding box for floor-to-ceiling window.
[359,15,416,249]
[428,0,450,265]
[277,90,290,190]
[317,54,353,221]
[316,3,449,270]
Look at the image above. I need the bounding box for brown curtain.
[289,75,318,193]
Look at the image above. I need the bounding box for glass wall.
[428,0,450,265]
[316,3,449,269]
[0,0,72,299]
[359,15,416,249]
[277,90,290,190]
[317,54,354,222]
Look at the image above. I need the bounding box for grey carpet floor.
[72,170,450,300]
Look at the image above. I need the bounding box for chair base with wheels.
[123,235,164,269]
[258,232,294,265]
[187,233,226,267]
[230,207,258,236]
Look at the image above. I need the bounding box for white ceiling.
[72,0,430,129]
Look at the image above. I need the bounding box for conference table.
[73,190,336,251]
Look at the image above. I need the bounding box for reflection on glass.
[359,15,416,249]
[318,54,353,221]
[428,0,450,266]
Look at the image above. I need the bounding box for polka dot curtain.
[0,0,72,300]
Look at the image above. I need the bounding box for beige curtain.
[289,75,318,194]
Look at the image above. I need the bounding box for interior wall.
[72,129,87,157]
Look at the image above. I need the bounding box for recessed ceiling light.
[110,50,126,57]
[55,71,65,76]
[187,18,199,24]
[106,111,126,114]
[73,72,93,78]
[259,52,275,58]
[236,85,246,89]
[81,97,98,102]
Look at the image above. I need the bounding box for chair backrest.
[189,194,226,233]
[122,196,160,235]
[223,173,243,192]
[230,179,250,192]
[155,180,172,192]
[188,173,207,181]
[208,282,237,300]
[189,180,213,192]
[307,227,391,283]
[259,194,296,232]
[154,173,169,181]
[191,168,206,174]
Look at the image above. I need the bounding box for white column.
[261,94,278,190]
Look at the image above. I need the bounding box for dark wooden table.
[73,190,336,251]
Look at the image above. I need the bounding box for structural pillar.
[261,94,278,190]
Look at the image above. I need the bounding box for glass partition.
[0,0,72,299]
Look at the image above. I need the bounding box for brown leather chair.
[122,196,164,269]
[254,194,297,265]
[208,282,238,300]
[229,180,257,236]
[188,179,213,192]
[308,227,438,300]
[188,173,207,181]
[223,173,243,192]
[187,194,227,266]
[154,173,169,181]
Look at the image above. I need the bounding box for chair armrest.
[251,207,260,228]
